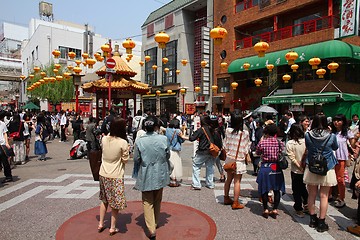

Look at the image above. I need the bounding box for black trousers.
[262,190,280,210]
[60,125,66,141]
[0,147,12,179]
[291,171,308,211]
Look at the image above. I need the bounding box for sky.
[0,0,172,41]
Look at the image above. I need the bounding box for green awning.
[228,40,360,73]
[262,92,360,104]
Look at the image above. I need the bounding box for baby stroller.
[69,139,88,160]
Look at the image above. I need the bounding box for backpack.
[70,145,80,159]
[308,135,331,176]
[41,124,50,141]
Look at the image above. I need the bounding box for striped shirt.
[223,128,251,161]
[256,136,284,162]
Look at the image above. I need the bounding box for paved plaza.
[0,136,360,240]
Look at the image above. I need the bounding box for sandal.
[270,210,278,219]
[262,209,269,219]
[109,228,119,236]
[98,225,106,233]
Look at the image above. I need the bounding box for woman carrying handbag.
[223,113,251,209]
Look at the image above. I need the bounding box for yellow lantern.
[68,51,76,59]
[94,52,101,60]
[254,41,269,57]
[154,31,170,49]
[181,59,188,66]
[122,38,136,54]
[33,66,40,73]
[309,57,321,69]
[194,86,201,92]
[53,69,59,75]
[243,62,250,70]
[82,53,89,59]
[43,77,49,83]
[49,77,56,83]
[101,44,110,57]
[316,68,326,78]
[86,58,96,69]
[282,74,291,83]
[167,90,172,94]
[75,60,82,66]
[221,62,228,69]
[164,68,170,73]
[52,49,61,58]
[139,61,145,66]
[56,75,63,81]
[231,82,238,90]
[201,60,207,68]
[54,64,61,69]
[162,57,168,64]
[291,64,299,72]
[20,75,26,80]
[29,74,34,79]
[156,90,161,95]
[145,56,151,62]
[82,61,87,67]
[210,26,228,45]
[176,69,180,75]
[254,78,262,87]
[327,62,339,73]
[73,66,82,74]
[126,57,131,62]
[152,65,158,70]
[266,64,274,72]
[285,51,299,65]
[63,72,71,79]
[39,79,45,84]
[180,88,186,95]
[40,72,46,77]
[212,85,218,92]
[98,56,104,62]
[67,65,74,71]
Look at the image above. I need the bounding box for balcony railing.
[234,15,340,50]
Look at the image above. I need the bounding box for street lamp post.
[102,40,113,111]
[180,87,187,113]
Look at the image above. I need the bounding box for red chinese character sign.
[340,0,358,37]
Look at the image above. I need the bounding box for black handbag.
[88,149,102,181]
[277,140,288,170]
[1,145,15,157]
[308,135,331,176]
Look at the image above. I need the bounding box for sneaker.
[347,225,360,237]
[334,200,346,208]
[2,178,13,183]
[295,210,305,218]
[316,219,329,232]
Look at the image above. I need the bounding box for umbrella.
[22,102,40,110]
[253,105,278,114]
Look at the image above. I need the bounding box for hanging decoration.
[285,51,298,65]
[254,78,262,87]
[210,26,228,45]
[154,31,170,49]
[254,41,269,57]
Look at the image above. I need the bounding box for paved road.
[0,136,359,240]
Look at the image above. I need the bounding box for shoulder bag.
[203,127,220,157]
[9,121,22,140]
[223,131,243,173]
[277,140,288,170]
[308,135,331,176]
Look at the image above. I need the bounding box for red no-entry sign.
[106,58,116,69]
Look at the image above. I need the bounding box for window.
[217,78,230,93]
[235,0,259,13]
[293,13,321,36]
[162,40,177,85]
[147,23,154,38]
[59,46,81,59]
[144,47,158,86]
[165,14,174,30]
[35,46,38,60]
[31,50,34,62]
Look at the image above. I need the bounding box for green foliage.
[26,63,75,104]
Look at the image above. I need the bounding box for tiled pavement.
[0,137,360,240]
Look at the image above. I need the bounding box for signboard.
[185,103,196,115]
[106,58,116,68]
[106,68,116,73]
[340,0,358,37]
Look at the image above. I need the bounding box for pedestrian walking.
[0,111,13,183]
[8,112,26,165]
[34,114,48,161]
[304,113,338,232]
[59,110,67,142]
[98,117,129,236]
[223,112,251,209]
[286,124,308,217]
[133,115,171,239]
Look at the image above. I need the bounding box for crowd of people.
[1,108,360,238]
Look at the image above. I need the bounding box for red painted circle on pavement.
[106,58,116,68]
[56,201,217,240]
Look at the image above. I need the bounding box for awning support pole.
[319,80,342,93]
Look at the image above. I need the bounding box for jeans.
[192,151,214,189]
[291,171,308,211]
[214,156,224,176]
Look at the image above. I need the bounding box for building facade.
[141,0,214,115]
[213,0,360,116]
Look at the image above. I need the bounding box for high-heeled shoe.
[262,210,269,219]
[109,228,119,236]
[270,210,278,219]
[97,225,106,233]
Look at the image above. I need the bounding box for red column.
[75,85,79,113]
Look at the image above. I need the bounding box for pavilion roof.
[82,77,149,94]
[96,54,137,77]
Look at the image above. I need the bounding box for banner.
[340,0,358,37]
